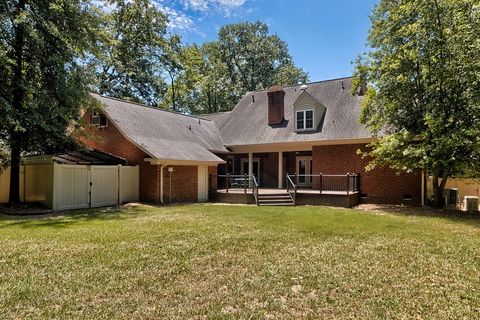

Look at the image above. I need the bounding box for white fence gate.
[54,165,91,210]
[0,164,139,210]
[54,165,138,210]
[90,166,119,208]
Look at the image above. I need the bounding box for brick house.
[82,77,422,206]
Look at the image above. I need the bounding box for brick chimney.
[267,86,285,125]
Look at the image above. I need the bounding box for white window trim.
[296,109,314,131]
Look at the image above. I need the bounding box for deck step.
[257,193,294,206]
[258,195,292,199]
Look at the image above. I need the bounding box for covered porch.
[209,148,360,207]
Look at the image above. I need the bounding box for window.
[296,109,314,130]
[91,111,108,128]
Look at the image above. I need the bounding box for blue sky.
[155,0,378,82]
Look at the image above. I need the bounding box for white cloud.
[181,0,246,13]
[153,0,249,34]
[158,5,195,31]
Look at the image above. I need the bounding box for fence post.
[244,173,247,194]
[346,173,350,195]
[117,165,121,206]
[319,173,323,194]
[226,173,229,193]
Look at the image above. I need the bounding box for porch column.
[278,151,283,188]
[248,152,253,187]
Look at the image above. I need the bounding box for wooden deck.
[216,188,358,195]
[211,188,360,207]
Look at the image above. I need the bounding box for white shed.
[0,150,139,210]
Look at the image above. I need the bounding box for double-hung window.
[296,110,314,131]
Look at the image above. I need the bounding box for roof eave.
[145,158,226,166]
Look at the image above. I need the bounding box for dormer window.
[296,109,314,131]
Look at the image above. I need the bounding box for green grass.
[0,204,479,319]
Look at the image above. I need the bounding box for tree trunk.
[9,0,26,205]
[432,173,448,208]
[8,139,21,205]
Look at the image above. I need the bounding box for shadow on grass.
[355,204,480,228]
[0,203,156,229]
[0,202,202,230]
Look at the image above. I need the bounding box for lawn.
[0,204,479,319]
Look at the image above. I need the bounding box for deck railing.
[286,173,360,197]
[213,174,258,194]
[286,174,297,205]
[251,175,259,206]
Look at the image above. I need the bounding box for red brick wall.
[139,162,161,203]
[312,144,421,205]
[208,166,217,191]
[267,89,285,125]
[163,166,198,203]
[80,112,147,165]
[262,153,278,188]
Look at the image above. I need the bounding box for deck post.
[346,173,350,195]
[278,151,283,188]
[248,152,253,187]
[226,173,229,193]
[244,173,247,194]
[295,173,298,185]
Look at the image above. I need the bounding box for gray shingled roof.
[208,77,372,146]
[91,94,227,162]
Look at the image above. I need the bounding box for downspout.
[160,164,165,204]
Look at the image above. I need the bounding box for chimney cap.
[267,85,284,93]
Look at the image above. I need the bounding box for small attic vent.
[300,84,308,90]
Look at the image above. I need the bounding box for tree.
[168,21,308,114]
[169,42,235,114]
[354,0,480,207]
[160,34,183,111]
[0,0,101,204]
[93,0,168,106]
[218,21,308,105]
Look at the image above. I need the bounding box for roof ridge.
[91,93,213,122]
[244,76,354,94]
[197,111,232,118]
[283,76,354,88]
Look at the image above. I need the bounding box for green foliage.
[0,0,102,202]
[354,0,480,205]
[168,21,308,114]
[92,0,168,106]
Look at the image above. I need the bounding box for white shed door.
[197,165,208,202]
[90,166,119,207]
[55,165,90,210]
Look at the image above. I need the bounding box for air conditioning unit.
[464,196,479,212]
[443,188,458,207]
[91,115,101,126]
[91,112,108,127]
